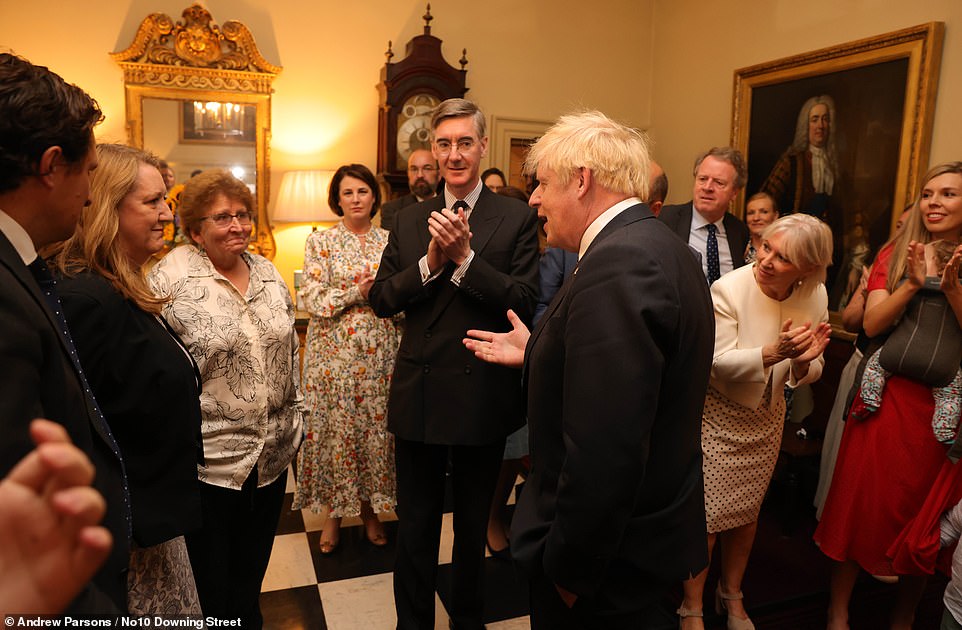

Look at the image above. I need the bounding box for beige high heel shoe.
[676,605,703,629]
[715,586,755,630]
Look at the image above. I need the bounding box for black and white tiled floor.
[259,465,945,630]
[259,471,531,629]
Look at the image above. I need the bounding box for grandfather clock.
[377,4,468,198]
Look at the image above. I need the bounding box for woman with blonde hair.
[816,162,962,630]
[679,214,833,630]
[47,143,203,613]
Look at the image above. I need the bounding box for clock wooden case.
[377,5,468,198]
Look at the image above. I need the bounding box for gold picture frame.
[731,22,944,310]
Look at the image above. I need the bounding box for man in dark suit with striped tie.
[0,52,129,612]
[370,98,540,630]
[658,147,751,283]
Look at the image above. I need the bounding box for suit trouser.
[528,568,665,629]
[185,468,287,630]
[393,437,505,630]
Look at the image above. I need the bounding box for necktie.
[27,257,132,538]
[452,199,469,216]
[706,223,720,285]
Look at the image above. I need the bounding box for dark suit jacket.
[0,234,129,611]
[379,193,420,232]
[58,271,203,548]
[369,185,540,445]
[512,203,713,606]
[659,201,751,269]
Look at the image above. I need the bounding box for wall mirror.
[111,3,280,258]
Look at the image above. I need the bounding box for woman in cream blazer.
[679,214,832,630]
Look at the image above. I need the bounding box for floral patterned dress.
[293,222,402,518]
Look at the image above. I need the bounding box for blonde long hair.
[46,143,168,313]
[885,162,962,293]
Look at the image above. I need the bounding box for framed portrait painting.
[731,22,943,310]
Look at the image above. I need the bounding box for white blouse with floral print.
[148,245,304,490]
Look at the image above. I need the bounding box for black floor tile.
[260,584,326,630]
[309,522,399,583]
[275,492,307,536]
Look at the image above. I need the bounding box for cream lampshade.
[272,170,338,227]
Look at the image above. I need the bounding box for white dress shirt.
[0,208,37,264]
[579,197,642,259]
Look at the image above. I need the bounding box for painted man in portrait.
[761,94,845,291]
[760,94,838,218]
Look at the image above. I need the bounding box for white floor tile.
[317,573,397,629]
[300,505,327,532]
[261,532,318,592]
[316,573,452,629]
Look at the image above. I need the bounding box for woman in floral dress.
[294,163,402,554]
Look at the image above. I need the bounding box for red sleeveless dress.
[814,246,962,575]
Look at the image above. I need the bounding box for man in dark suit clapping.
[369,98,540,630]
[463,111,714,629]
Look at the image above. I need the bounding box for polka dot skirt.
[702,381,786,533]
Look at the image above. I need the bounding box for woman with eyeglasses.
[293,164,402,555]
[147,169,304,629]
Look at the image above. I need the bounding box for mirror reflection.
[112,4,280,258]
[142,98,257,193]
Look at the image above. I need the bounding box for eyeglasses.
[203,211,253,228]
[433,138,476,156]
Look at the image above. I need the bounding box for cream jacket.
[709,264,828,410]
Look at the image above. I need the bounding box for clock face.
[396,93,440,170]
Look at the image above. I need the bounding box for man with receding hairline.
[380,148,440,232]
[648,160,668,216]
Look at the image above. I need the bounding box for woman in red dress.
[815,162,962,629]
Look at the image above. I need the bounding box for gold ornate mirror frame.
[111,4,280,258]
